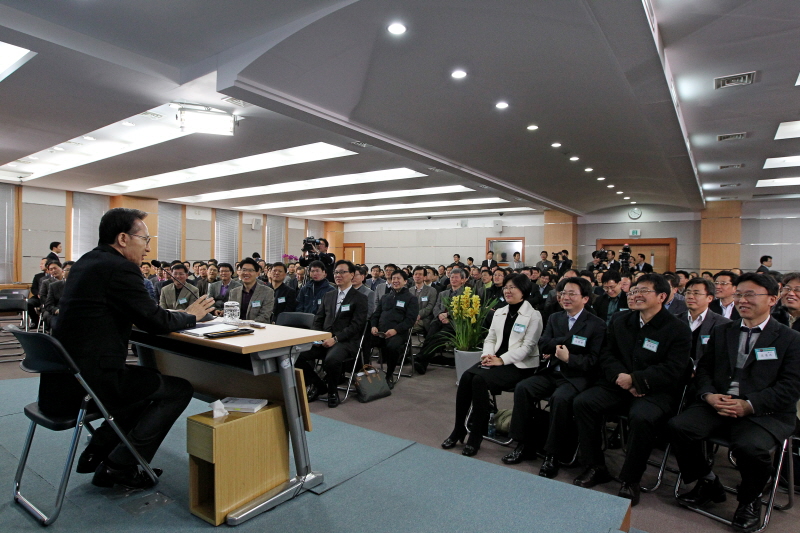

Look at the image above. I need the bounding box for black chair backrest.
[276,312,315,330]
[0,298,28,311]
[0,289,27,295]
[4,326,80,374]
[0,293,26,300]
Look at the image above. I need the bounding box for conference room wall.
[241,213,264,260]
[20,187,66,280]
[344,214,545,266]
[185,206,212,262]
[741,199,800,272]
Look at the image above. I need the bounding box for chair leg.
[338,351,363,403]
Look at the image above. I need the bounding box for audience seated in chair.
[370,270,419,389]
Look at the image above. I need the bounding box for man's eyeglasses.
[628,289,656,296]
[714,281,732,286]
[733,292,769,301]
[683,290,709,297]
[780,286,800,296]
[125,233,151,245]
[240,268,257,274]
[602,285,618,292]
[333,270,351,276]
[558,291,582,298]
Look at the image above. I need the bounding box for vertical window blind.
[215,209,239,265]
[0,184,14,283]
[157,202,182,262]
[266,215,285,262]
[72,192,108,260]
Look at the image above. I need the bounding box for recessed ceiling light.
[597,177,605,181]
[121,121,135,127]
[569,156,579,161]
[28,156,37,160]
[585,167,593,172]
[526,125,538,131]
[0,41,36,83]
[326,207,535,222]
[630,201,637,204]
[52,146,64,151]
[624,196,630,199]
[764,156,800,169]
[285,197,509,217]
[616,191,623,194]
[495,101,508,109]
[551,143,561,148]
[756,177,800,187]
[90,142,357,194]
[388,23,406,35]
[607,184,615,188]
[83,136,96,141]
[451,70,466,79]
[231,185,468,211]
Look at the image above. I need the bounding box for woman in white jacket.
[442,273,543,457]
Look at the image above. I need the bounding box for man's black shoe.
[676,476,726,508]
[76,448,110,474]
[306,383,320,403]
[386,376,395,390]
[501,443,533,465]
[326,392,340,408]
[92,463,161,489]
[573,466,612,488]
[413,361,427,375]
[732,497,762,533]
[538,455,559,479]
[618,482,641,506]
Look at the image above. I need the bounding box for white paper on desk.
[178,323,239,336]
[209,400,229,418]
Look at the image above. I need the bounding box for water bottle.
[223,301,240,325]
[487,413,496,438]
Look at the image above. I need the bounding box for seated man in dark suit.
[663,273,688,316]
[670,273,800,532]
[771,272,800,332]
[370,270,419,388]
[594,270,628,326]
[710,270,740,320]
[269,261,297,324]
[503,277,606,479]
[682,277,730,364]
[481,251,498,270]
[573,274,692,506]
[296,260,335,314]
[43,261,73,329]
[297,260,368,407]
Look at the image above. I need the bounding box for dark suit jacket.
[481,259,498,269]
[593,292,629,325]
[756,265,770,273]
[680,309,730,362]
[45,244,194,415]
[600,308,692,409]
[313,286,368,349]
[271,282,297,323]
[709,298,740,321]
[635,262,654,273]
[43,279,65,316]
[371,286,419,334]
[537,310,606,392]
[665,296,688,316]
[695,318,800,440]
[46,251,60,264]
[771,304,800,333]
[557,259,573,276]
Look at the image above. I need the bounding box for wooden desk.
[0,283,31,292]
[130,324,331,526]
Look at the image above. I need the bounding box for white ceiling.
[0,1,797,220]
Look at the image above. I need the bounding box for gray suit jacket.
[374,282,388,302]
[159,283,199,310]
[432,286,466,319]
[412,284,438,329]
[681,309,730,363]
[229,283,274,323]
[356,284,376,318]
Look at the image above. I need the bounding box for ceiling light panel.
[0,41,36,83]
[763,156,800,169]
[173,168,423,203]
[329,207,535,222]
[285,197,509,217]
[775,121,800,140]
[89,142,356,194]
[756,177,800,187]
[232,184,467,211]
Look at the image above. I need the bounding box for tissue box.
[220,397,269,413]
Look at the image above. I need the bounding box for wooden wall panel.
[544,210,578,260]
[108,195,159,261]
[700,200,741,272]
[324,221,344,262]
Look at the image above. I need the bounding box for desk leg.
[226,352,323,525]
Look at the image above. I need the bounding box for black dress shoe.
[618,482,641,506]
[413,361,427,375]
[441,432,466,449]
[386,376,395,390]
[306,383,320,403]
[676,476,726,508]
[501,443,533,465]
[76,449,108,474]
[462,444,479,457]
[327,392,340,408]
[573,466,612,488]
[538,455,559,479]
[92,463,162,489]
[732,497,762,533]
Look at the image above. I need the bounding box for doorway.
[343,243,365,264]
[596,238,677,273]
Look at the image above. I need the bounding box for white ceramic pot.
[454,349,482,385]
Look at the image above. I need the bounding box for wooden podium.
[187,405,289,526]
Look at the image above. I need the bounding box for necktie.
[740,326,761,353]
[336,291,346,314]
[568,316,576,331]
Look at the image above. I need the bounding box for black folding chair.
[0,296,29,360]
[6,326,159,525]
[338,323,370,403]
[275,312,315,330]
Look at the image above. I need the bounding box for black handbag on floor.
[354,365,392,403]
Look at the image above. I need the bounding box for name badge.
[542,294,548,299]
[755,348,778,361]
[643,338,659,352]
[341,304,351,312]
[572,335,587,347]
[178,298,188,305]
[421,296,428,302]
[500,297,504,301]
[512,323,526,334]
[701,335,710,345]
[619,308,629,311]
[396,300,406,308]
[251,300,261,308]
[277,297,286,303]
[317,299,322,305]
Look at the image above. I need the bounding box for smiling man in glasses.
[710,270,741,321]
[670,273,800,532]
[572,273,692,507]
[681,277,731,365]
[772,272,800,333]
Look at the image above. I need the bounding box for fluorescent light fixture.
[285,198,509,217]
[326,207,535,222]
[91,142,356,194]
[232,184,467,211]
[0,168,32,181]
[764,156,800,169]
[775,121,800,140]
[388,23,406,34]
[756,177,800,187]
[173,167,421,204]
[451,70,466,79]
[0,41,36,83]
[551,143,561,148]
[527,125,538,131]
[179,108,236,135]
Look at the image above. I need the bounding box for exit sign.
[629,229,641,237]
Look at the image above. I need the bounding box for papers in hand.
[220,397,269,413]
[178,323,239,337]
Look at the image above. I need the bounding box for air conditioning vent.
[714,71,756,89]
[720,196,739,200]
[139,111,163,120]
[427,167,443,173]
[14,159,32,164]
[719,164,744,169]
[350,141,370,148]
[753,192,800,200]
[64,141,82,145]
[717,132,746,141]
[719,183,741,188]
[222,96,249,107]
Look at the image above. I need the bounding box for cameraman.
[299,237,336,282]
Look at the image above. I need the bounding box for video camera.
[551,251,560,261]
[619,245,632,264]
[302,236,320,253]
[596,248,609,262]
